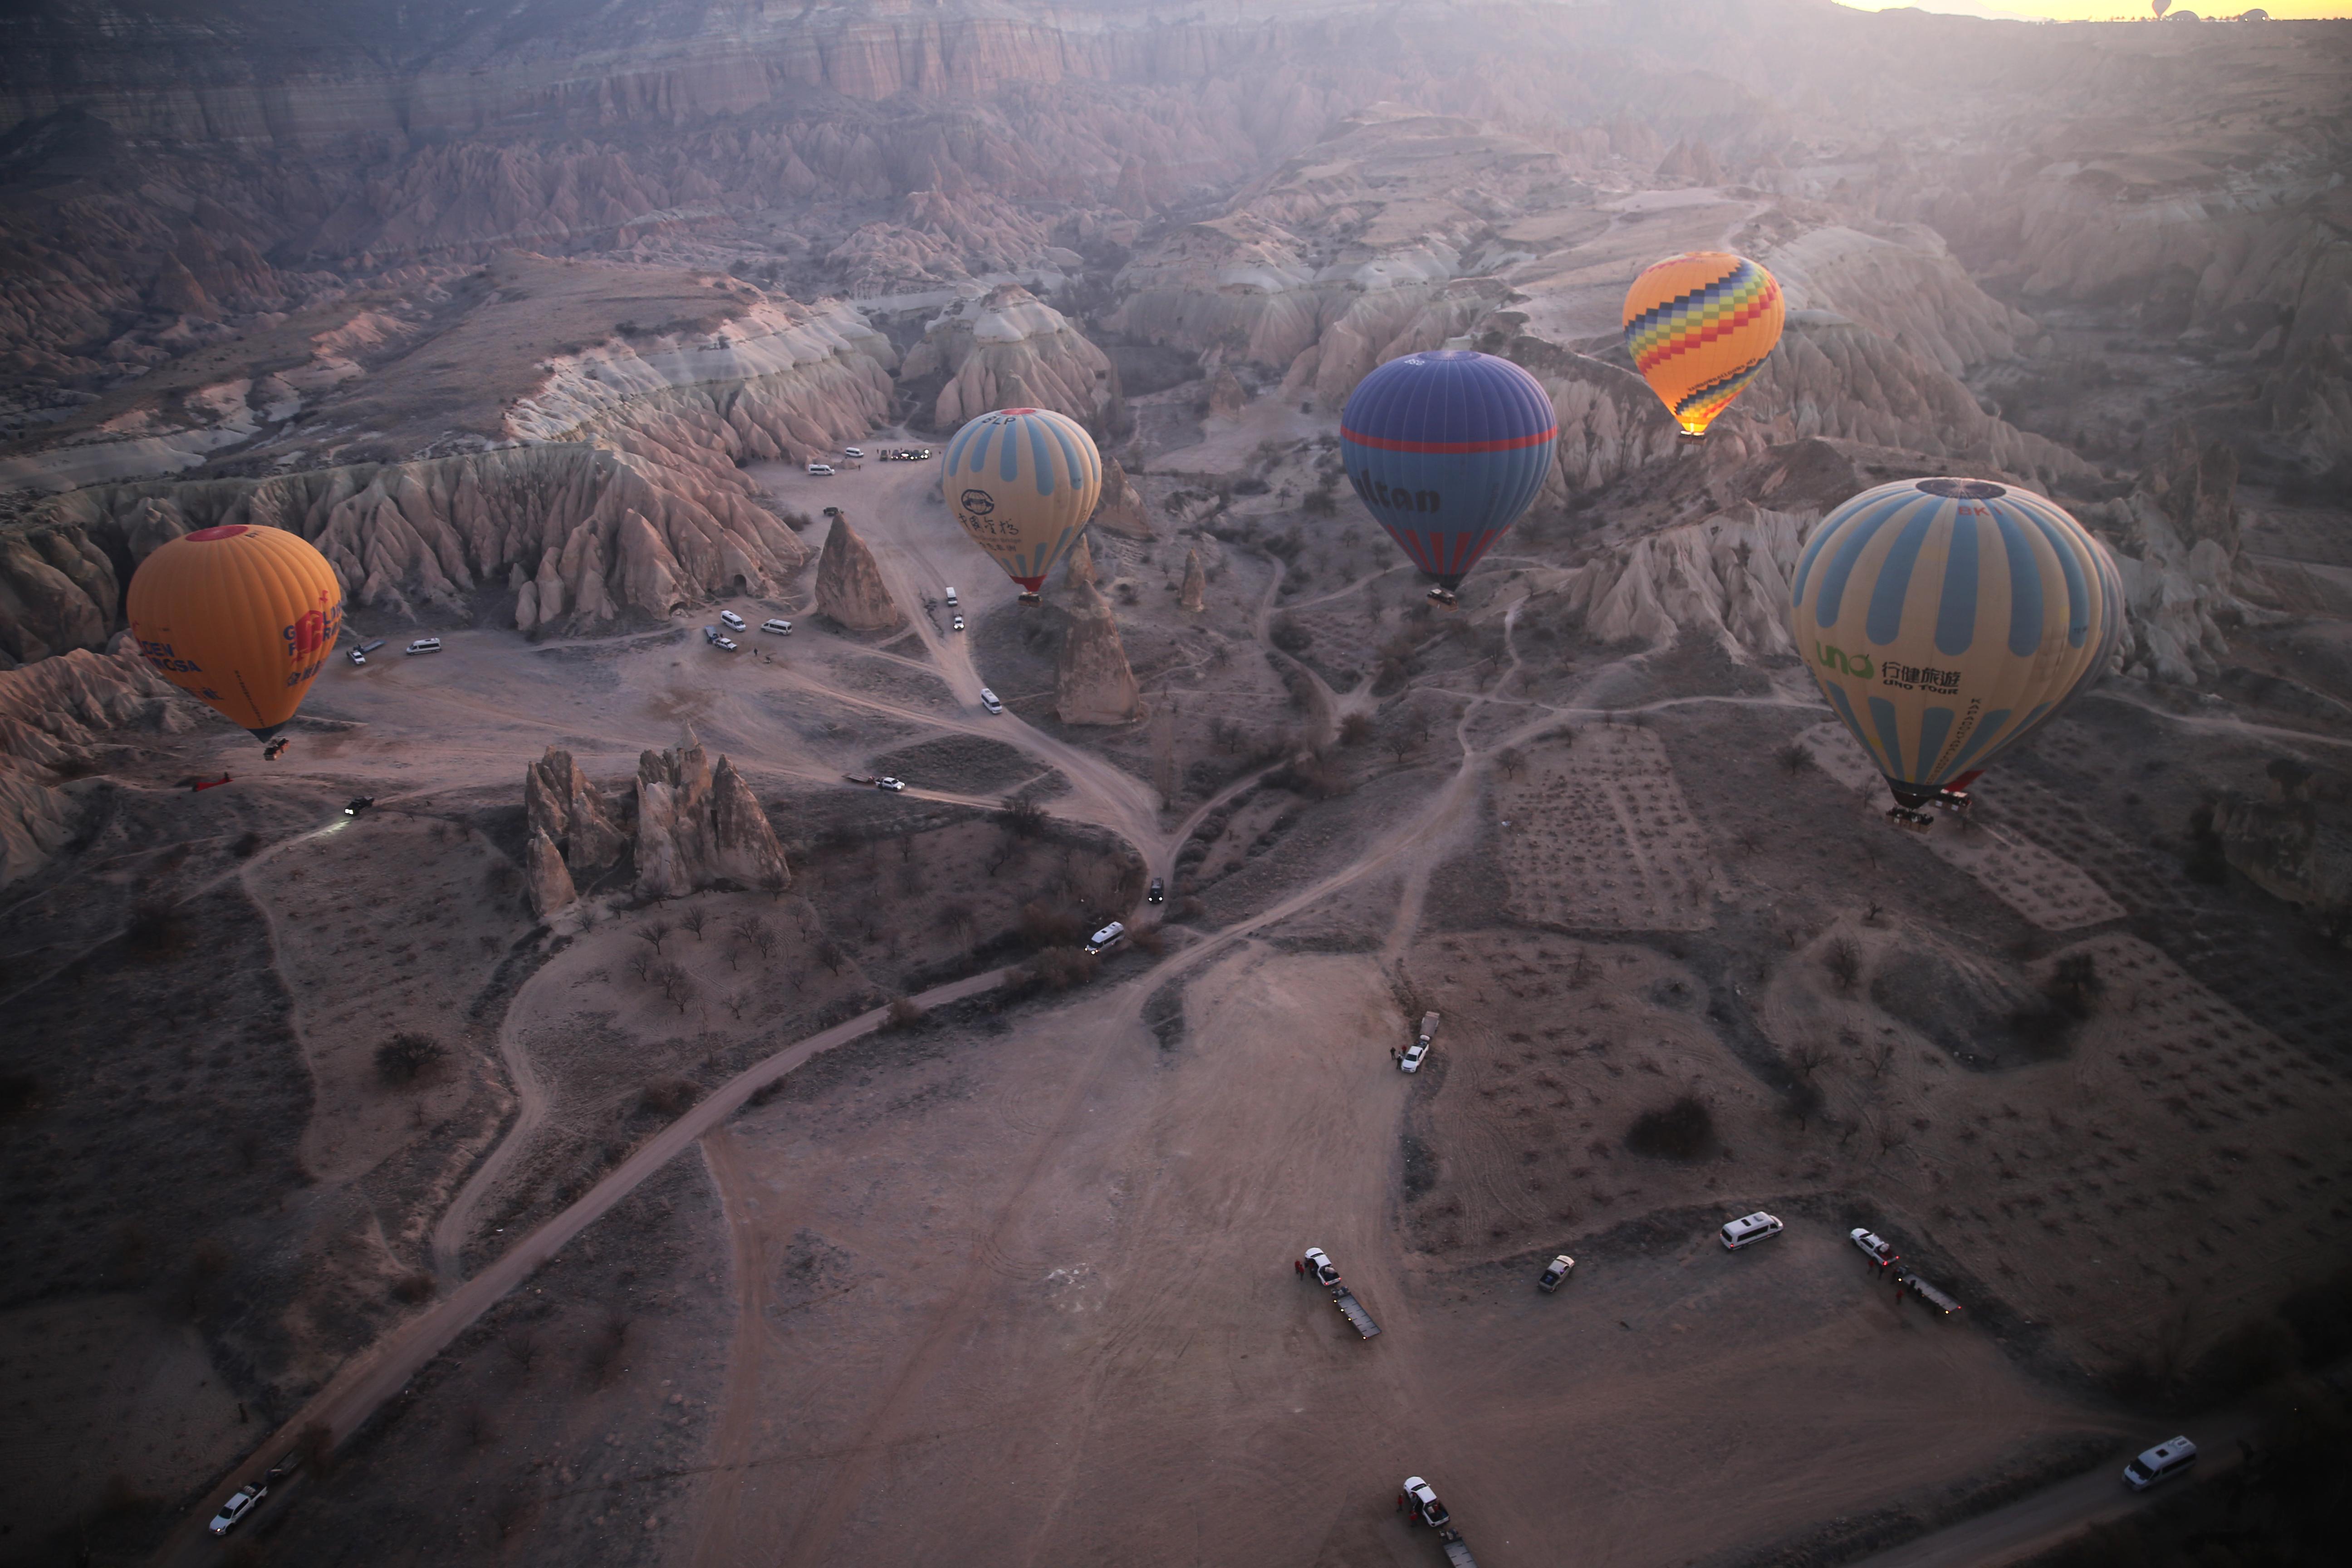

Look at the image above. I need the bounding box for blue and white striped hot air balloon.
[1339,350,1556,604]
[1788,477,2119,824]
[943,407,1104,603]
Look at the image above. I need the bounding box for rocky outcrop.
[1180,548,1207,612]
[632,735,788,900]
[524,832,578,924]
[0,524,118,666]
[1055,577,1141,726]
[0,639,195,886]
[1555,504,1815,661]
[1653,139,1722,186]
[1089,457,1152,540]
[2211,767,2349,923]
[1061,532,1098,594]
[813,513,901,632]
[897,284,1112,430]
[524,746,625,886]
[30,443,810,640]
[2078,426,2270,686]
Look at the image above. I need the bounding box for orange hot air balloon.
[1622,252,1785,441]
[127,524,343,742]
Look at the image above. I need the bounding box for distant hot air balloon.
[2151,0,2171,16]
[127,524,343,744]
[1622,252,1785,441]
[942,407,1103,603]
[1338,349,1556,606]
[1788,478,2118,828]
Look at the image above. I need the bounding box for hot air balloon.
[942,407,1103,604]
[1622,252,1784,441]
[1338,349,1556,607]
[1788,477,2117,829]
[2151,0,2171,16]
[127,524,343,743]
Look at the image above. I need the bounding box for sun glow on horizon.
[1835,1,2352,18]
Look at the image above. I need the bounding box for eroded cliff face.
[898,284,1112,429]
[0,640,194,886]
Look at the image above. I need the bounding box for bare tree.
[759,870,789,903]
[627,947,657,984]
[1788,1039,1829,1081]
[1824,938,1862,993]
[1496,745,1525,780]
[813,937,846,975]
[635,918,674,955]
[1775,741,1815,776]
[724,988,751,1021]
[1385,730,1418,765]
[679,907,708,941]
[933,901,977,947]
[734,914,778,960]
[651,960,698,1014]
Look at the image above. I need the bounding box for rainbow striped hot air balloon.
[1338,350,1556,605]
[1789,478,2118,828]
[1622,252,1785,441]
[942,407,1103,603]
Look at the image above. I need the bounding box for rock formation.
[0,525,119,666]
[632,734,789,900]
[524,746,626,887]
[2078,426,2270,686]
[1061,532,1098,594]
[0,639,195,887]
[2211,764,2349,927]
[897,284,1112,429]
[1180,549,1207,613]
[1089,458,1152,540]
[524,832,579,925]
[1206,366,1248,420]
[813,513,902,632]
[1056,577,1141,726]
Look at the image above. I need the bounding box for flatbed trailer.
[1332,1285,1380,1338]
[1437,1529,1478,1568]
[1899,1270,1964,1316]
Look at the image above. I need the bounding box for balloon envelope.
[1338,349,1556,592]
[127,524,343,740]
[1788,478,2117,808]
[942,408,1103,594]
[1622,252,1784,439]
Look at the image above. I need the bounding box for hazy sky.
[1839,2,2352,17]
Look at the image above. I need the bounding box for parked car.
[843,446,864,459]
[951,613,965,632]
[875,776,906,792]
[719,609,747,631]
[806,462,834,476]
[761,618,793,635]
[1720,1212,1784,1250]
[208,1482,267,1536]
[2123,1436,2197,1491]
[1084,920,1125,955]
[1400,1477,1450,1530]
[349,637,386,666]
[703,627,738,651]
[343,796,375,817]
[1850,1228,1899,1268]
[979,687,1004,715]
[1147,877,1165,904]
[944,585,958,606]
[1301,1247,1342,1288]
[1539,1254,1575,1293]
[1399,1038,1431,1073]
[404,637,441,655]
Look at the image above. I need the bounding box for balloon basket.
[1017,591,1043,606]
[1676,431,1708,447]
[1885,806,1936,833]
[1425,588,1459,609]
[1932,789,1973,815]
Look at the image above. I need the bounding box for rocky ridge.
[520,737,789,923]
[0,639,194,886]
[897,284,1112,430]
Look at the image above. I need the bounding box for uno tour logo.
[1815,641,1875,680]
[960,489,995,516]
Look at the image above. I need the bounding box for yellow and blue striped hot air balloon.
[942,407,1103,603]
[1622,252,1784,440]
[1788,477,2119,825]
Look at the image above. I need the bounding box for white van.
[1083,921,1125,956]
[2122,1437,2196,1490]
[978,687,1003,715]
[842,446,864,459]
[404,637,442,656]
[718,609,747,631]
[1720,1212,1783,1250]
[944,586,958,607]
[761,618,793,636]
[806,462,834,476]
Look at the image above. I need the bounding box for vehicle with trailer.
[1721,1211,1783,1250]
[1298,1247,1380,1338]
[875,776,906,792]
[1400,1011,1440,1072]
[208,1482,266,1536]
[348,637,386,666]
[704,627,738,651]
[1400,1476,1478,1566]
[1538,1254,1574,1293]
